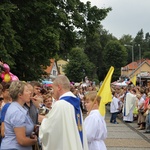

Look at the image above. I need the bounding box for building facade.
[57,59,68,75]
[121,59,150,86]
[44,59,59,80]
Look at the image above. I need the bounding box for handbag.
[144,110,149,116]
[138,109,144,115]
[133,107,138,115]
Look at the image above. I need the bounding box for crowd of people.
[110,85,150,133]
[0,63,150,150]
[0,74,107,150]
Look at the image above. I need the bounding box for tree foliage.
[98,28,117,80]
[1,0,150,82]
[119,35,133,63]
[104,40,128,81]
[0,0,111,81]
[64,47,95,82]
[82,3,112,81]
[0,1,22,66]
[143,51,150,59]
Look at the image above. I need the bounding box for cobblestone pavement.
[105,107,150,150]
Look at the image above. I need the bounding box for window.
[53,70,57,76]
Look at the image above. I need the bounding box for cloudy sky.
[80,0,150,39]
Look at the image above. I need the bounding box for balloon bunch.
[0,62,19,82]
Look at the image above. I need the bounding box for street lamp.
[138,44,141,86]
[124,44,134,72]
[138,44,141,61]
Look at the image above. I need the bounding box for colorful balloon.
[1,72,5,79]
[3,63,10,73]
[3,73,11,82]
[0,63,19,82]
[10,72,19,81]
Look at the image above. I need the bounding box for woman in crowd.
[1,82,11,109]
[0,83,3,99]
[136,93,145,130]
[84,91,107,150]
[39,93,53,115]
[43,93,52,110]
[1,81,37,150]
[0,82,12,139]
[0,90,3,145]
[144,92,150,133]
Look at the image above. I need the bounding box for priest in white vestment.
[123,89,137,122]
[39,75,88,150]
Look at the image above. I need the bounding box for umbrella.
[114,81,127,86]
[42,80,53,84]
[42,80,53,87]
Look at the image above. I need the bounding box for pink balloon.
[11,75,19,81]
[3,63,10,73]
[0,63,19,81]
[1,72,5,79]
[10,72,19,81]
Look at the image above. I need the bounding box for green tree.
[81,2,111,81]
[84,26,102,78]
[10,0,61,80]
[133,29,144,61]
[98,28,117,80]
[119,35,133,63]
[104,40,128,81]
[0,0,114,81]
[0,1,21,66]
[143,32,150,59]
[143,51,150,59]
[64,47,95,82]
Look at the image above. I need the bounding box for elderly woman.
[39,93,52,115]
[43,93,52,110]
[1,81,37,150]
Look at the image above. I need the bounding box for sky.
[80,0,150,39]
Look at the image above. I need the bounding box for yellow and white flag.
[130,75,136,86]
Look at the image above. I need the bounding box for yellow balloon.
[4,73,11,82]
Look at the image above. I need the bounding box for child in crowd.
[84,91,107,150]
[110,91,120,124]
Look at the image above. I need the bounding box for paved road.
[105,108,150,150]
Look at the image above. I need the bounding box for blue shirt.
[1,102,34,150]
[0,110,1,124]
[1,103,11,122]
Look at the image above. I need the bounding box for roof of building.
[123,59,150,70]
[45,59,55,74]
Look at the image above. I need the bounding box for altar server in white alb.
[39,75,88,150]
[84,91,107,150]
